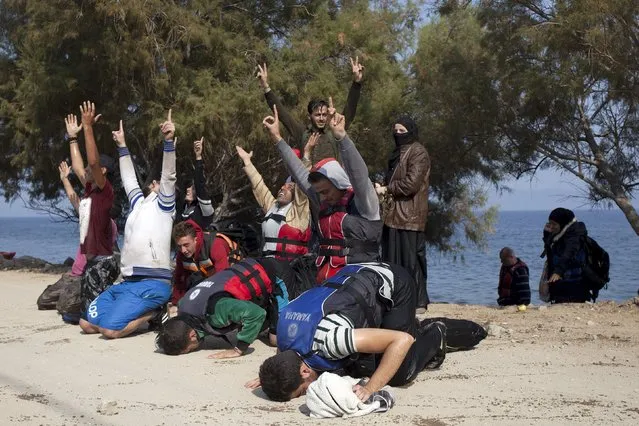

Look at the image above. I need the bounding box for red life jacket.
[262,205,310,260]
[315,189,381,282]
[180,258,274,315]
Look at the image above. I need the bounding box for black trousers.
[382,226,429,308]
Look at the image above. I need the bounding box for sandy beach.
[1,270,638,426]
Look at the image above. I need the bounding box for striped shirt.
[311,313,357,360]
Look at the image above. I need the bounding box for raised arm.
[258,63,307,148]
[343,56,364,130]
[58,161,80,212]
[263,106,320,211]
[236,146,276,213]
[158,109,177,214]
[328,107,379,220]
[80,101,106,189]
[65,114,86,186]
[193,137,213,217]
[112,120,143,210]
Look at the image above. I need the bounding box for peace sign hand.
[262,105,282,144]
[194,137,204,160]
[351,56,364,83]
[256,63,269,90]
[327,97,346,140]
[159,109,175,140]
[112,120,126,147]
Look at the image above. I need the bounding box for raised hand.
[262,105,282,144]
[327,98,346,140]
[304,132,320,158]
[64,114,82,138]
[351,56,364,83]
[159,109,175,140]
[235,145,253,165]
[58,161,71,181]
[327,96,336,117]
[194,137,204,160]
[112,120,126,147]
[79,101,102,127]
[256,63,269,90]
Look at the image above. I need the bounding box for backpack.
[210,219,263,258]
[581,236,610,301]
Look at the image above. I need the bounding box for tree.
[476,0,639,235]
[0,0,500,251]
[411,5,502,250]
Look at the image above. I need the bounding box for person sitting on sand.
[247,263,464,402]
[497,247,531,307]
[156,258,295,358]
[79,110,176,339]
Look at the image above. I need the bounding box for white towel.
[305,373,395,419]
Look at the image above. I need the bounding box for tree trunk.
[614,195,639,236]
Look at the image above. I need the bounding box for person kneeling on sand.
[246,263,486,402]
[497,247,531,307]
[79,111,177,339]
[156,258,294,358]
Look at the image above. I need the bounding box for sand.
[1,270,638,426]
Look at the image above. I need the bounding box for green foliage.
[0,0,504,249]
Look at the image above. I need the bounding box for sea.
[1,210,637,305]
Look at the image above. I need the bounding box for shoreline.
[1,270,638,425]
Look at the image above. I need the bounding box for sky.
[0,168,618,218]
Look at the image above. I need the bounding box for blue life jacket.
[277,264,372,371]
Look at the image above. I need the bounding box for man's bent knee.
[79,319,99,334]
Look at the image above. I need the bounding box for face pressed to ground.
[311,178,344,206]
[176,235,197,258]
[310,106,328,129]
[277,183,294,205]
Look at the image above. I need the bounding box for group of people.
[35,57,608,406]
[497,207,610,308]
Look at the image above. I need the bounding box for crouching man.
[79,111,176,339]
[247,263,474,402]
[156,258,293,358]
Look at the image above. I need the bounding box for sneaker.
[423,321,447,369]
[147,304,170,331]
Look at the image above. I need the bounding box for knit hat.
[548,208,575,229]
[310,158,351,190]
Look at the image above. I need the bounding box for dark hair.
[307,99,329,115]
[499,247,514,259]
[142,172,161,197]
[173,221,197,241]
[259,350,303,401]
[156,318,193,355]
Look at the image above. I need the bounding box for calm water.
[1,211,637,305]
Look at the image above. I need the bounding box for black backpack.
[581,236,610,301]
